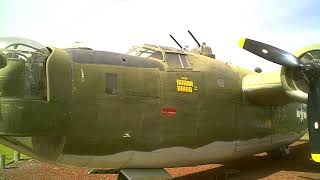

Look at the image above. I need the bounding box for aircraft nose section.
[0,37,51,135]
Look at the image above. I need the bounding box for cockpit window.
[127,47,163,60]
[137,49,154,58]
[166,53,181,68]
[179,54,190,68]
[165,53,190,69]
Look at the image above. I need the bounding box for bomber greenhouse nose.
[0,37,64,135]
[0,41,48,99]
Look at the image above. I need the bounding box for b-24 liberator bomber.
[0,31,318,179]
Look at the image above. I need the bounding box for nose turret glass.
[0,37,50,99]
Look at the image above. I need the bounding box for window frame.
[127,47,165,60]
[105,73,119,96]
[165,52,191,69]
[178,54,190,68]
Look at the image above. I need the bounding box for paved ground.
[0,140,319,180]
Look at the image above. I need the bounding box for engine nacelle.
[281,44,320,103]
[242,45,320,105]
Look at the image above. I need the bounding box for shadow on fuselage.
[170,141,318,180]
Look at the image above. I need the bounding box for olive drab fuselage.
[0,40,307,168]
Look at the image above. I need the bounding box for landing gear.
[267,146,290,159]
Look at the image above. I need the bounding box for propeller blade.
[308,79,320,162]
[239,38,302,68]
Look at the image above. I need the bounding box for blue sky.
[1,0,320,71]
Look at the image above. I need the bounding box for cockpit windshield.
[127,47,164,60]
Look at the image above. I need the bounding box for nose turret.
[0,37,68,162]
[0,37,49,99]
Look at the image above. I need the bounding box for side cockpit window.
[165,53,190,69]
[127,47,163,60]
[179,54,190,68]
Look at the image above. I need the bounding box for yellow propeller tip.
[311,153,320,162]
[238,37,246,48]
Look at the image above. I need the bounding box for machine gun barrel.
[188,30,201,47]
[169,35,183,49]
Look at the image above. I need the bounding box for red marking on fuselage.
[161,108,176,116]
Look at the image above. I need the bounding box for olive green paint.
[0,43,308,169]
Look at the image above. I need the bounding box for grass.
[0,144,29,165]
